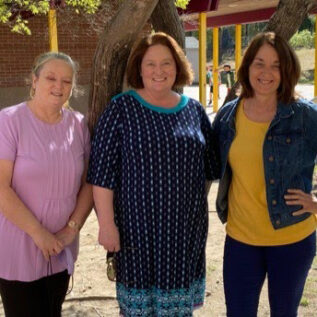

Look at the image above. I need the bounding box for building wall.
[186,48,199,84]
[0,13,99,112]
[185,37,199,85]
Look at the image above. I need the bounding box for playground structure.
[180,0,317,110]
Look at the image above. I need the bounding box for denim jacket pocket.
[273,131,303,168]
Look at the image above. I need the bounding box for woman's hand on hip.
[285,189,317,216]
[31,227,64,261]
[98,222,120,252]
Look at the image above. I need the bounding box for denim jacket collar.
[220,97,295,130]
[276,101,295,119]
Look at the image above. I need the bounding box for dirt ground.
[60,181,317,317]
[0,182,316,316]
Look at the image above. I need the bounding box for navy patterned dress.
[87,90,218,316]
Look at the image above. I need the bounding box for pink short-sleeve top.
[0,102,90,282]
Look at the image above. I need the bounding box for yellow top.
[226,101,317,246]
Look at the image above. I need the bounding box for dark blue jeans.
[223,232,316,317]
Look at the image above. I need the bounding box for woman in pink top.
[0,52,93,316]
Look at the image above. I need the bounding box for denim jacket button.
[269,156,274,162]
[286,138,291,143]
[268,135,272,141]
[269,178,275,184]
[272,200,277,205]
[276,219,281,225]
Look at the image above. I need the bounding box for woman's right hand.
[98,222,120,252]
[31,227,64,261]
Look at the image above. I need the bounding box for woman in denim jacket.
[212,32,317,317]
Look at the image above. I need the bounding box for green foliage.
[175,0,189,9]
[0,4,11,24]
[290,29,315,49]
[1,0,189,35]
[0,0,50,34]
[299,16,315,33]
[0,0,100,34]
[66,0,101,14]
[12,17,31,35]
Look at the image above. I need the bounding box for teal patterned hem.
[117,278,205,317]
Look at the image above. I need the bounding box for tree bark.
[87,0,159,132]
[222,0,317,106]
[150,0,185,49]
[265,0,317,40]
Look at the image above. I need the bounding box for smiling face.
[32,59,73,109]
[249,43,281,98]
[140,44,177,95]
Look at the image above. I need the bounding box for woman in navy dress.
[87,32,219,316]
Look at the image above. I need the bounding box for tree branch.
[151,0,185,49]
[265,0,315,40]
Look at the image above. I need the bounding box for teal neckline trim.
[124,90,188,114]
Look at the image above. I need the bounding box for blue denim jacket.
[212,97,317,229]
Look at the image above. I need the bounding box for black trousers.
[0,270,70,317]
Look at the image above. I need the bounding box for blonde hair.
[29,52,79,99]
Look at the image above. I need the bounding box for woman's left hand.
[284,189,317,216]
[56,226,78,248]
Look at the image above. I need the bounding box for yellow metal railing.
[48,9,58,52]
[235,24,242,80]
[213,27,219,112]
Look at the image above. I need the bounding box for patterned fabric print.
[117,278,205,316]
[87,91,218,316]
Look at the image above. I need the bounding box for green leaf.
[175,0,189,9]
[0,0,102,34]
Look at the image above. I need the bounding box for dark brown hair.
[237,32,300,104]
[126,32,193,90]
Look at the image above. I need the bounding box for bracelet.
[67,220,80,232]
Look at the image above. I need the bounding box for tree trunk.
[150,0,185,49]
[265,0,317,40]
[87,0,159,132]
[222,0,317,106]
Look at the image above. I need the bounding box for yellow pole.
[315,15,317,97]
[199,12,207,107]
[48,9,58,52]
[213,27,219,112]
[235,24,242,80]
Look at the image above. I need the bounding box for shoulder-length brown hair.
[237,32,300,104]
[126,32,194,90]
